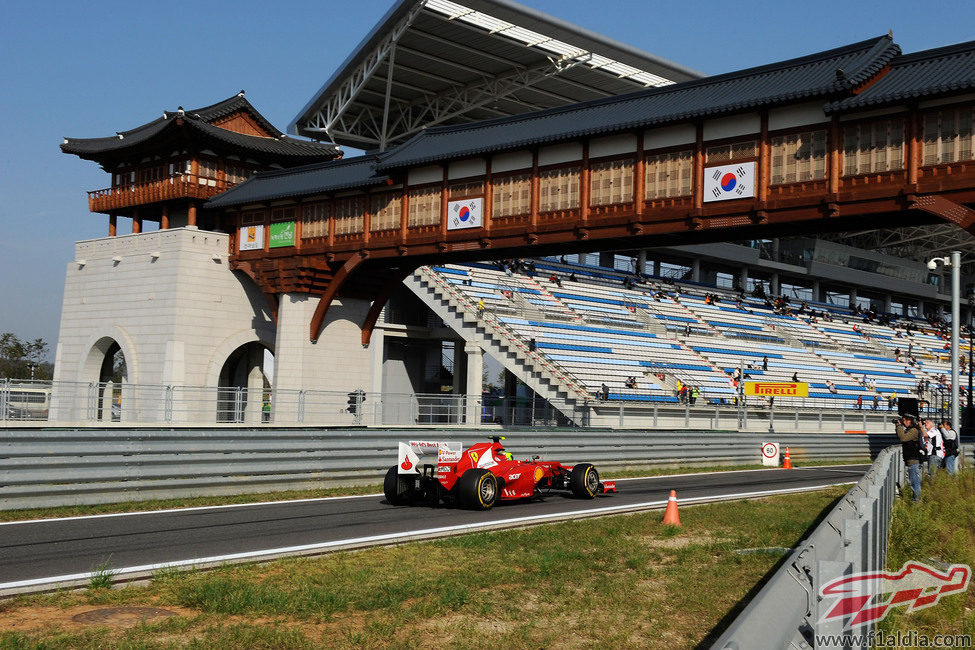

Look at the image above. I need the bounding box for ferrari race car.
[383,436,616,510]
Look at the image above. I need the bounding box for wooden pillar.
[160,205,169,230]
[188,202,197,227]
[758,112,770,203]
[484,158,493,235]
[635,131,645,216]
[829,115,842,195]
[439,168,448,239]
[400,180,410,244]
[327,199,336,248]
[692,123,705,210]
[530,149,540,229]
[580,143,591,218]
[907,108,920,186]
[132,209,142,234]
[109,214,117,237]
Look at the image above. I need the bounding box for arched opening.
[217,342,273,423]
[84,337,127,421]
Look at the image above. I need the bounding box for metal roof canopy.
[290,0,704,151]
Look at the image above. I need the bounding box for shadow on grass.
[695,491,848,649]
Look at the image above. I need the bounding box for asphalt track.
[0,464,868,594]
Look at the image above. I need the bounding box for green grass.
[876,468,975,640]
[0,486,849,649]
[87,558,116,591]
[0,457,869,523]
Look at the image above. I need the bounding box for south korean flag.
[703,161,756,202]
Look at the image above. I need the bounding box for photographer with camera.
[895,412,928,502]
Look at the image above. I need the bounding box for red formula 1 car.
[383,436,616,510]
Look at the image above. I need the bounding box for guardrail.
[0,428,936,511]
[713,444,904,649]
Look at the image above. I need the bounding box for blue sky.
[0,0,971,357]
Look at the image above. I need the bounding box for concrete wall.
[271,292,375,423]
[52,228,276,420]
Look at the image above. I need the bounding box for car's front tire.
[457,468,498,510]
[384,466,416,505]
[569,463,599,499]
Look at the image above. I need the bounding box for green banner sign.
[269,221,295,248]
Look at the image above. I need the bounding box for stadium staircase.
[404,267,591,424]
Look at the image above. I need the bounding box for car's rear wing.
[397,440,463,474]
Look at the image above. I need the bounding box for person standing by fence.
[939,419,960,475]
[895,413,927,502]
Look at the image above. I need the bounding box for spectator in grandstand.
[476,298,485,316]
[826,380,837,394]
[923,419,944,477]
[856,395,863,409]
[895,413,926,502]
[792,371,799,383]
[528,338,536,352]
[525,261,536,278]
[872,395,880,410]
[625,376,637,389]
[939,419,960,475]
[548,273,563,288]
[568,272,578,282]
[600,383,610,401]
[889,392,897,410]
[559,255,567,264]
[762,355,768,371]
[690,386,699,405]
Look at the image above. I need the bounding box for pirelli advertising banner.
[744,381,809,398]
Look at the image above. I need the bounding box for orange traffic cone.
[662,489,681,526]
[783,447,793,470]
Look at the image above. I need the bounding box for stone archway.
[81,336,128,422]
[217,341,273,423]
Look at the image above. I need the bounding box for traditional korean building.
[61,92,340,236]
[54,94,339,423]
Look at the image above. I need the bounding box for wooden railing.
[87,175,234,213]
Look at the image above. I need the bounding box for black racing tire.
[384,466,415,505]
[456,468,498,510]
[569,463,599,499]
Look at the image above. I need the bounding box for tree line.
[0,333,52,380]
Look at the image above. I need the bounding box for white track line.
[0,480,855,595]
[0,492,383,527]
[0,464,869,527]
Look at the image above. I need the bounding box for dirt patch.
[0,604,197,632]
[643,535,732,549]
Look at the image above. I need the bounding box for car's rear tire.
[384,466,416,505]
[569,463,599,499]
[457,468,498,510]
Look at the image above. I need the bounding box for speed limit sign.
[761,442,780,467]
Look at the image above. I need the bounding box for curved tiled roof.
[826,40,975,113]
[206,155,389,208]
[62,93,339,161]
[376,36,900,170]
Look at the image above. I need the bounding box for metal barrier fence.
[2,379,902,433]
[1,427,943,511]
[713,444,904,649]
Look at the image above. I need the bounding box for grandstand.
[411,251,973,421]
